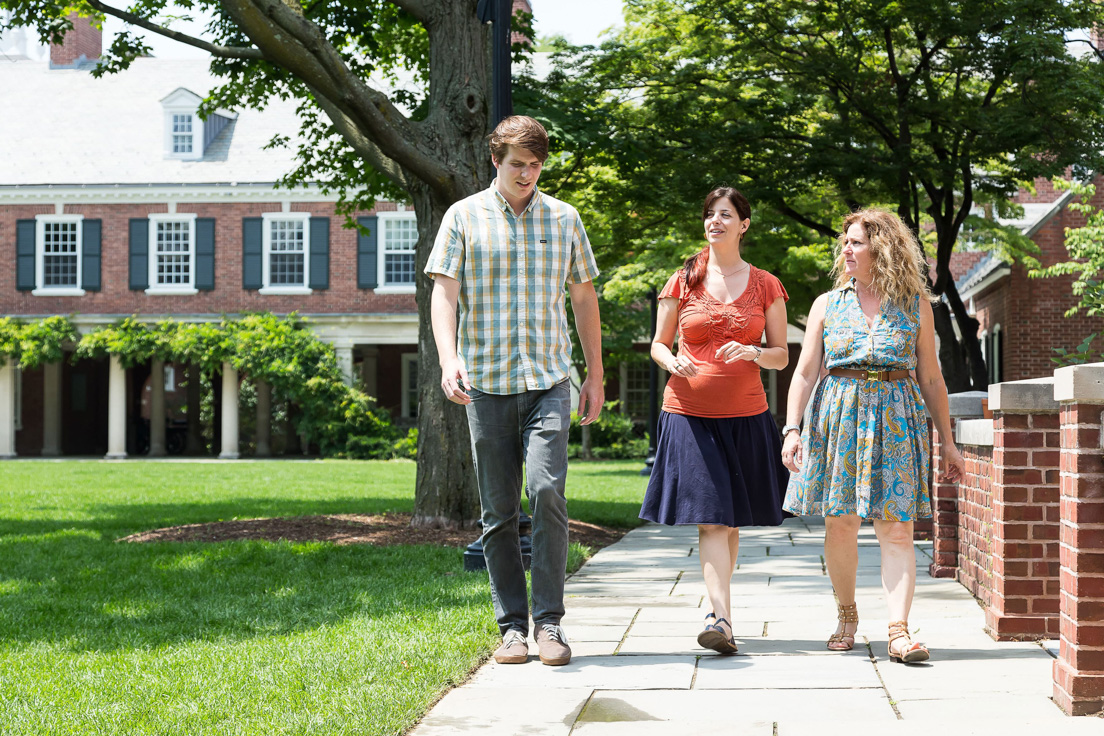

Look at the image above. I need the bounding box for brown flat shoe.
[534,623,571,666]
[493,630,528,664]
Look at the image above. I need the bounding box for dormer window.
[160,87,237,161]
[161,88,204,160]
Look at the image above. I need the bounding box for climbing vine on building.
[0,313,400,458]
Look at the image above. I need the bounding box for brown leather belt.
[828,368,911,382]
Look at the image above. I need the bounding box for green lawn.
[0,460,647,735]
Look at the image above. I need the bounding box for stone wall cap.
[947,390,989,418]
[1054,361,1104,404]
[956,418,994,447]
[989,376,1058,413]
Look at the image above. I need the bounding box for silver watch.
[781,424,801,437]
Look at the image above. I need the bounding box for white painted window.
[171,113,193,153]
[260,213,312,294]
[164,365,176,392]
[147,214,198,294]
[400,353,419,419]
[376,212,418,293]
[33,214,84,296]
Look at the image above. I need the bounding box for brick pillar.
[987,377,1061,640]
[1054,363,1104,716]
[930,391,986,576]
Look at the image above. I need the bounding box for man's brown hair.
[489,115,549,162]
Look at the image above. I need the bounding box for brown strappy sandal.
[887,621,930,663]
[827,602,858,651]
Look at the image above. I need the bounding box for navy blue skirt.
[640,410,791,527]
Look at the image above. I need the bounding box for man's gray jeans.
[465,379,571,636]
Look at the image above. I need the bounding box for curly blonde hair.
[832,209,935,305]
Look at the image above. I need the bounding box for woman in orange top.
[639,187,791,654]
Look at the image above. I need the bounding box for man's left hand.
[577,375,605,425]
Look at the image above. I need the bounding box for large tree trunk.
[931,302,970,393]
[404,4,495,528]
[410,187,482,528]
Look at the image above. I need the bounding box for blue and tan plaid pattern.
[425,182,600,395]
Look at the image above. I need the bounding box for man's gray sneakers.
[534,623,571,666]
[493,629,529,664]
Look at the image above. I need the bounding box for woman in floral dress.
[782,209,964,664]
[640,187,791,654]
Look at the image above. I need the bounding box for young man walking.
[425,115,604,666]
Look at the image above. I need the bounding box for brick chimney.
[49,12,101,69]
[512,0,533,48]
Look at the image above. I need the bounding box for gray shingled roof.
[0,58,303,186]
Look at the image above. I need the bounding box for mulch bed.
[118,513,628,551]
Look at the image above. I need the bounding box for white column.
[219,362,239,459]
[0,363,16,458]
[105,355,127,459]
[335,344,355,386]
[42,361,62,456]
[149,359,166,457]
[255,379,271,457]
[361,346,379,398]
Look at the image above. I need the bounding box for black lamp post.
[641,287,659,476]
[465,0,531,572]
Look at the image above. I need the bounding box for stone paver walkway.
[412,518,1099,735]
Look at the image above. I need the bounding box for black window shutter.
[81,219,102,291]
[242,217,263,290]
[309,217,329,290]
[357,216,378,289]
[129,218,149,290]
[16,219,35,291]
[195,218,215,291]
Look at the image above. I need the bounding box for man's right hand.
[440,357,472,405]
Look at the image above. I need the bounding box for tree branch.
[308,89,410,190]
[222,0,461,201]
[776,200,836,238]
[387,0,431,24]
[84,0,263,59]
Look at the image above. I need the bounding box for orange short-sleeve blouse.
[659,265,789,418]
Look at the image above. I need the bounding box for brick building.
[0,16,420,457]
[956,179,1104,384]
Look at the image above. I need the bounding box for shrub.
[568,401,647,459]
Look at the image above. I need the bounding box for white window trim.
[400,353,418,419]
[146,214,199,295]
[163,109,202,160]
[259,212,313,295]
[375,211,418,294]
[32,214,85,296]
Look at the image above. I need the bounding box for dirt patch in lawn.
[118,513,629,552]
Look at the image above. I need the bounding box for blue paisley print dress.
[783,281,932,521]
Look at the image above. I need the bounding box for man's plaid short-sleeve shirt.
[425,182,600,395]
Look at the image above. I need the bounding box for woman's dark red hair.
[682,187,752,289]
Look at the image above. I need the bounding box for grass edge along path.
[0,459,646,736]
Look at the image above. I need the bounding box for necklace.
[710,261,750,278]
